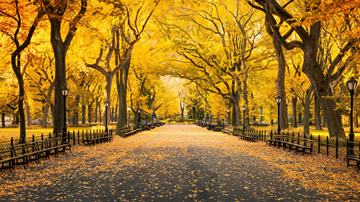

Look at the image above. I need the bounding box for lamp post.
[61,87,69,144]
[217,112,220,126]
[104,100,109,134]
[276,96,282,134]
[347,77,357,155]
[242,106,246,130]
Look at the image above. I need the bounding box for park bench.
[0,136,72,171]
[240,130,259,142]
[346,141,360,171]
[117,127,140,137]
[266,132,313,154]
[0,144,37,170]
[232,127,243,137]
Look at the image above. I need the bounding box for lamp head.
[347,77,358,92]
[276,96,282,103]
[104,100,109,107]
[61,87,69,96]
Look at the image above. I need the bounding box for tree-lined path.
[1,125,359,201]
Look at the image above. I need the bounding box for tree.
[250,0,359,137]
[86,25,131,125]
[0,1,45,143]
[109,0,159,132]
[37,0,87,134]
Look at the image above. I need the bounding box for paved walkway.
[1,124,359,201]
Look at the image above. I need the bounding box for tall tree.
[250,0,359,137]
[0,1,45,143]
[37,0,87,134]
[113,1,159,131]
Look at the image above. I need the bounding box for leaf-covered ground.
[0,124,359,201]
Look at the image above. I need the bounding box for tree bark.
[95,98,99,123]
[42,105,49,128]
[81,104,86,125]
[314,94,322,130]
[291,96,297,128]
[272,31,288,130]
[50,19,66,136]
[11,54,26,143]
[24,98,32,127]
[105,75,113,125]
[116,55,131,131]
[231,95,241,127]
[302,38,344,137]
[74,95,80,126]
[88,104,92,125]
[304,87,313,135]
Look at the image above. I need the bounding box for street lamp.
[61,86,69,144]
[347,77,357,155]
[217,112,220,125]
[276,96,282,134]
[242,106,246,130]
[104,100,109,134]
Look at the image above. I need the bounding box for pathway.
[0,124,359,201]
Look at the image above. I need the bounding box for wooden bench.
[0,137,71,171]
[242,130,259,142]
[346,140,360,171]
[117,127,139,137]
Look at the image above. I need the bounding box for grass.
[0,124,117,142]
[253,125,360,141]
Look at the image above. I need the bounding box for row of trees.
[0,0,180,143]
[0,0,359,142]
[157,0,359,137]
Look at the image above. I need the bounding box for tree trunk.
[88,104,92,125]
[114,97,118,122]
[74,95,80,126]
[272,33,288,130]
[99,107,102,124]
[291,96,297,128]
[105,75,113,125]
[95,99,99,123]
[314,94,322,130]
[11,54,26,143]
[24,98,32,127]
[42,105,49,128]
[242,81,250,128]
[231,95,241,127]
[50,19,66,135]
[303,87,313,135]
[301,23,344,138]
[298,112,302,125]
[116,56,131,132]
[81,104,86,125]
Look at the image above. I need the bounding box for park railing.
[0,129,114,150]
[220,127,360,171]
